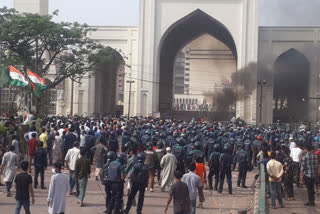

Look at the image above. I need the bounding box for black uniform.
[235,149,249,187]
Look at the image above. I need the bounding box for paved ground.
[269,185,320,214]
[0,166,256,214]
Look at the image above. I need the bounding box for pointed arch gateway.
[158,9,238,115]
[273,48,310,123]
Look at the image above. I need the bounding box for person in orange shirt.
[195,158,206,208]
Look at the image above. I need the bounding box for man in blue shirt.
[181,162,204,214]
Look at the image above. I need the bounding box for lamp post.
[257,80,267,123]
[126,80,135,118]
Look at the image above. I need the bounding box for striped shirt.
[301,152,318,178]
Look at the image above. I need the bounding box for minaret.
[14,0,48,15]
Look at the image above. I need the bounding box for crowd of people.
[0,116,319,214]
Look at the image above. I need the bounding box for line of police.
[96,120,269,214]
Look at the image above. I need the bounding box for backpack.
[209,152,220,169]
[144,150,155,166]
[107,161,122,182]
[244,141,251,152]
[131,163,148,185]
[238,152,247,164]
[173,145,183,161]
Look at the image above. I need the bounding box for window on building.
[48,103,56,115]
[47,89,57,115]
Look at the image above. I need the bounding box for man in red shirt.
[27,133,38,173]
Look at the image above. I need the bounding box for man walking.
[65,141,80,195]
[39,128,48,151]
[27,133,38,173]
[48,162,69,214]
[235,144,249,188]
[290,143,303,187]
[14,161,35,214]
[160,147,177,191]
[165,170,190,214]
[124,152,149,214]
[34,141,47,189]
[102,151,117,213]
[208,144,221,191]
[218,144,233,195]
[144,142,159,192]
[301,144,318,206]
[267,151,284,209]
[1,145,19,196]
[91,138,108,181]
[75,148,91,207]
[12,135,20,156]
[182,162,204,214]
[107,154,127,214]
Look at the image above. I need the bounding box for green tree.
[0,7,122,115]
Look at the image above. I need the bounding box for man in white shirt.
[289,137,296,151]
[290,144,303,187]
[65,142,80,195]
[48,162,69,214]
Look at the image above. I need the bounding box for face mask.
[52,168,56,174]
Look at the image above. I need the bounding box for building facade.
[12,0,320,124]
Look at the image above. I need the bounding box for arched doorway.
[158,9,237,120]
[94,47,125,117]
[273,48,310,123]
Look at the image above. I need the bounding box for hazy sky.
[0,0,319,26]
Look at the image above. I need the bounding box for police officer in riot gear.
[107,153,127,214]
[233,139,244,171]
[102,151,117,213]
[235,144,249,188]
[244,137,253,170]
[218,143,233,194]
[124,152,149,214]
[208,143,221,190]
[190,141,205,163]
[172,138,185,174]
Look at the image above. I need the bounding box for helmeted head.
[110,131,116,137]
[137,152,146,163]
[194,141,201,150]
[177,137,185,146]
[146,142,153,150]
[118,153,127,164]
[159,132,166,139]
[157,141,164,149]
[106,151,117,162]
[223,144,232,154]
[213,143,221,152]
[257,135,262,141]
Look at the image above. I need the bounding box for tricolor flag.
[9,66,29,87]
[27,69,47,97]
